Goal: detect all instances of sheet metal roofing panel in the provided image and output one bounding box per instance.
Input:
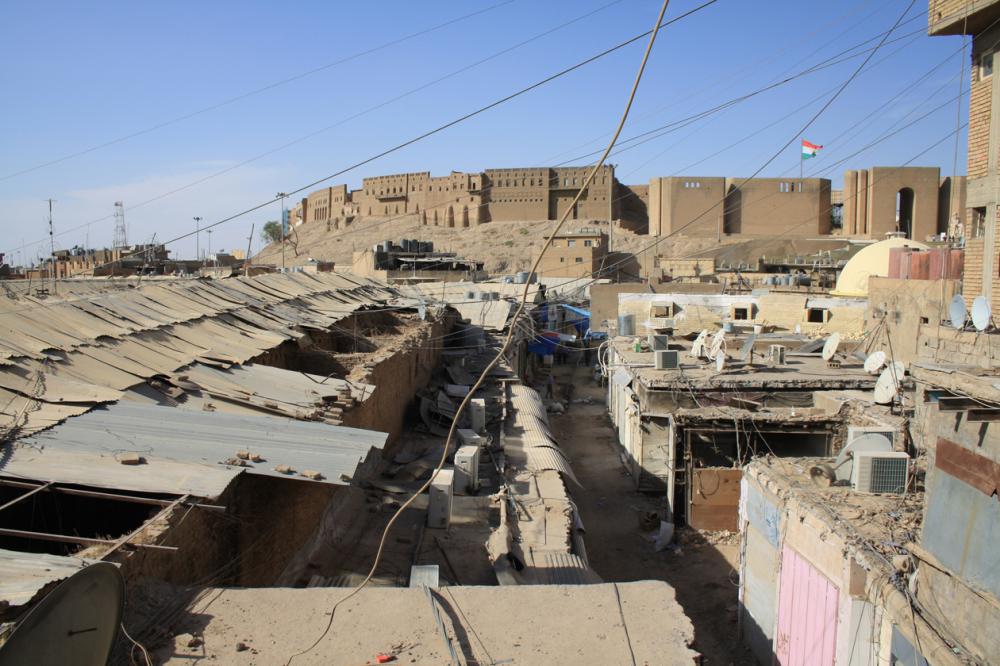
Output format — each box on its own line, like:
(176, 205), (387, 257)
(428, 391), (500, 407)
(0, 548), (101, 608)
(0, 364), (120, 404)
(48, 352), (145, 391)
(11, 401), (388, 493)
(452, 300), (514, 331)
(185, 363), (372, 405)
(524, 446), (581, 486)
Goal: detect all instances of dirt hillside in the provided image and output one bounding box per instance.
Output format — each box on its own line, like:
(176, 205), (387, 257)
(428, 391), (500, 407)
(253, 215), (728, 274)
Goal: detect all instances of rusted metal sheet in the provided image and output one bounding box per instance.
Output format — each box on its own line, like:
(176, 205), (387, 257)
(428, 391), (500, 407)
(689, 468), (741, 532)
(935, 437), (1000, 496)
(922, 465), (1000, 600)
(775, 546), (838, 666)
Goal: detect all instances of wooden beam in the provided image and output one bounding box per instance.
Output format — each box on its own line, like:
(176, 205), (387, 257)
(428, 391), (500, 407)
(0, 527), (177, 551)
(968, 408), (1000, 422)
(0, 478), (224, 512)
(937, 396), (985, 411)
(0, 481), (53, 513)
(101, 495), (188, 560)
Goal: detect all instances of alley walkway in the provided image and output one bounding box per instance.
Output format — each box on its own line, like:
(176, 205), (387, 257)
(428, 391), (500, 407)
(547, 364), (754, 665)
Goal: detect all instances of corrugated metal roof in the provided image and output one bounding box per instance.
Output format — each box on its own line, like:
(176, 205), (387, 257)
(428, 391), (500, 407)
(5, 402), (388, 498)
(508, 385), (580, 485)
(0, 548), (101, 608)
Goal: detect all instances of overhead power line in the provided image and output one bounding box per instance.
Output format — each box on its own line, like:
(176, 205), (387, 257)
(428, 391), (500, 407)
(284, 0), (673, 662)
(0, 0), (517, 182)
(22, 0), (721, 280)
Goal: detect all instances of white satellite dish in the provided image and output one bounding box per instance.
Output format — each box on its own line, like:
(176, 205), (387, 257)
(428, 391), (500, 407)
(949, 294), (967, 330)
(690, 330), (709, 358)
(709, 332), (727, 360)
(972, 295), (992, 331)
(0, 562), (124, 666)
(716, 353), (726, 373)
(821, 333), (841, 361)
(863, 350), (887, 375)
(832, 433), (893, 482)
(874, 363), (904, 404)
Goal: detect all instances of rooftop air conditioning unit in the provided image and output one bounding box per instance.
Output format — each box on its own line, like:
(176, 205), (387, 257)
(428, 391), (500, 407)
(457, 428), (485, 448)
(454, 445), (481, 495)
(648, 334), (670, 351)
(655, 350), (679, 370)
(428, 469), (454, 528)
(847, 425), (895, 447)
(852, 452), (909, 494)
(769, 344), (786, 366)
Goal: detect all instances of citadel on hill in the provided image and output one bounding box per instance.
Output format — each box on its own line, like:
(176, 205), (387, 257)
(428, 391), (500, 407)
(289, 163), (967, 243)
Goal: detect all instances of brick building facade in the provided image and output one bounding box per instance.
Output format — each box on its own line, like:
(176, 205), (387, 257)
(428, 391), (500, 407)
(930, 0), (1000, 312)
(290, 165), (622, 231)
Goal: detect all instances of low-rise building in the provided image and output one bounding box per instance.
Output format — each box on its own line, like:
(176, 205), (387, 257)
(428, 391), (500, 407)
(538, 229), (608, 278)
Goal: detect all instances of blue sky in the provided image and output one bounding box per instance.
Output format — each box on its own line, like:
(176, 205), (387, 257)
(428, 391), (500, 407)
(0, 0), (970, 263)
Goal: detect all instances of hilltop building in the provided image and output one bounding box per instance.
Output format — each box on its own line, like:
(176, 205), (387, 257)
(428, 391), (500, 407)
(291, 165), (629, 230)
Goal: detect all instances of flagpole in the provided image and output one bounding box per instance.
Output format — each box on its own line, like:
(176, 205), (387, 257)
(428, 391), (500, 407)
(799, 138), (804, 181)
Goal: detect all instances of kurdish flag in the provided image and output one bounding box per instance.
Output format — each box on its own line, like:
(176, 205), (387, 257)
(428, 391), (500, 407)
(801, 139), (823, 160)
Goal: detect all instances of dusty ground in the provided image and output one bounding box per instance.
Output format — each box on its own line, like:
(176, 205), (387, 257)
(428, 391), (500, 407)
(155, 581), (698, 665)
(546, 364), (755, 665)
(254, 216), (725, 274)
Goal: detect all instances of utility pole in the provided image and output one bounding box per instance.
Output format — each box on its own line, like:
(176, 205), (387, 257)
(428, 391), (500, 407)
(245, 223), (254, 277)
(193, 216), (202, 265)
(276, 192), (288, 273)
(206, 229), (213, 267)
(45, 198), (56, 289)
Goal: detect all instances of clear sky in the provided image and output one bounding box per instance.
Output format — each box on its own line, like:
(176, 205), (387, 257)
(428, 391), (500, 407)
(0, 0), (970, 264)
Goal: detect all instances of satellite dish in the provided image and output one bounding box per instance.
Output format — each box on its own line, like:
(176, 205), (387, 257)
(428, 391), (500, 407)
(709, 333), (727, 360)
(949, 294), (967, 330)
(690, 330), (709, 358)
(832, 433), (893, 482)
(821, 333), (841, 361)
(0, 562), (124, 666)
(716, 353), (726, 373)
(972, 295), (992, 331)
(874, 364), (904, 404)
(863, 350), (887, 375)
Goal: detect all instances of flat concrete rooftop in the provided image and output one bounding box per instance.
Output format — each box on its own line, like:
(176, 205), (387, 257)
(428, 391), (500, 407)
(611, 338), (878, 391)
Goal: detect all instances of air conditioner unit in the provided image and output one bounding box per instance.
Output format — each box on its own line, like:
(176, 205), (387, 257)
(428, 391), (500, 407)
(852, 452), (909, 494)
(769, 344), (787, 366)
(648, 334), (670, 351)
(457, 428), (485, 448)
(847, 425), (895, 446)
(655, 350), (680, 370)
(428, 469), (454, 528)
(454, 445), (481, 495)
(469, 398), (487, 434)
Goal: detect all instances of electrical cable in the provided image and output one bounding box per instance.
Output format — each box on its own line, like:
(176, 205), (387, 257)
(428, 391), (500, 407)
(282, 0), (672, 660)
(3, 0), (627, 257)
(9, 0), (719, 283)
(6, 2), (924, 267)
(0, 0), (517, 182)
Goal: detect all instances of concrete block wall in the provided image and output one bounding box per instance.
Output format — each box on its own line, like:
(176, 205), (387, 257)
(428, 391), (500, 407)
(917, 323), (1000, 368)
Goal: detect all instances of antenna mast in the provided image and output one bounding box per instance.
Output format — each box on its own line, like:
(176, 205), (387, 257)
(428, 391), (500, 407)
(112, 201), (128, 248)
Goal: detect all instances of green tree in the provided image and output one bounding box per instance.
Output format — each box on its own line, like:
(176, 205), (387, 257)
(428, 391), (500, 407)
(261, 220), (282, 244)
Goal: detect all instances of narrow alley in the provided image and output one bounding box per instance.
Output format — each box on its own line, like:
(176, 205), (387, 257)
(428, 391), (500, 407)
(547, 364), (754, 665)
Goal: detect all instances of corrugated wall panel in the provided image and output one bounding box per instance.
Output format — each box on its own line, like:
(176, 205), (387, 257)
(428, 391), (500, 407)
(743, 524), (779, 665)
(775, 546), (839, 666)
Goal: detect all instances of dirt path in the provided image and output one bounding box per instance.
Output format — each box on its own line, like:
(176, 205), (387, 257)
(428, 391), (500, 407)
(548, 364), (754, 665)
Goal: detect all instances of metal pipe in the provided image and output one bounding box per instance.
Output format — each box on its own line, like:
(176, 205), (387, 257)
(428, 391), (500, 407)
(0, 479), (224, 512)
(0, 527), (177, 551)
(0, 481), (53, 513)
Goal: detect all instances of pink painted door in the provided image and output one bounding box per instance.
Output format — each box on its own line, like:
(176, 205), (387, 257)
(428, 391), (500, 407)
(774, 546), (839, 666)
